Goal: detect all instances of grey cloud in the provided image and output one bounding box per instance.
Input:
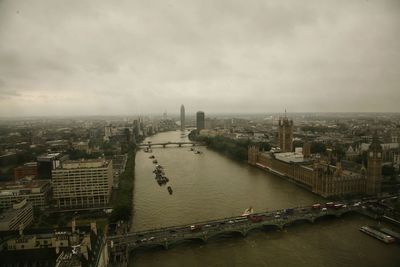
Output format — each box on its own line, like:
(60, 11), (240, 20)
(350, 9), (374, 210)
(0, 0), (399, 116)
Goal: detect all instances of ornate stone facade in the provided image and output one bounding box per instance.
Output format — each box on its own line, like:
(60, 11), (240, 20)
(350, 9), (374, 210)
(366, 132), (383, 195)
(278, 114), (293, 152)
(248, 137), (382, 198)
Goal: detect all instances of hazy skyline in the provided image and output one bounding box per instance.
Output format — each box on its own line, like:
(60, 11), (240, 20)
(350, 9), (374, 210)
(0, 0), (399, 116)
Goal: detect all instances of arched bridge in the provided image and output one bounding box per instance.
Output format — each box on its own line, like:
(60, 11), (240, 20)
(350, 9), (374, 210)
(108, 204), (363, 255)
(138, 141), (204, 148)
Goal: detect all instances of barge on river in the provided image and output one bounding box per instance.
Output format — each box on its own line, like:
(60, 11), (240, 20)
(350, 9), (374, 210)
(359, 226), (396, 244)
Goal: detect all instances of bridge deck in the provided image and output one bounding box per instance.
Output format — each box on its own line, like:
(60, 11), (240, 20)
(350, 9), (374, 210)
(137, 141), (203, 147)
(109, 204), (364, 250)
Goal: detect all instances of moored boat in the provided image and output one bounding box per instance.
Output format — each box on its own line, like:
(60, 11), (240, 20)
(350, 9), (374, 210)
(359, 226), (396, 244)
(373, 226), (400, 241)
(242, 206), (254, 216)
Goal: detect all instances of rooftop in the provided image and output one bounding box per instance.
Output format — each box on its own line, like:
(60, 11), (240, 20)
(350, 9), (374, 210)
(37, 153), (62, 161)
(0, 179), (50, 194)
(60, 159), (110, 169)
(273, 152), (310, 164)
(0, 200), (31, 223)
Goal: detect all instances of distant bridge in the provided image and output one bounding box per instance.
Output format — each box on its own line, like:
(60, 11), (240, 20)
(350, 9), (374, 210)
(108, 203), (372, 264)
(138, 141), (204, 148)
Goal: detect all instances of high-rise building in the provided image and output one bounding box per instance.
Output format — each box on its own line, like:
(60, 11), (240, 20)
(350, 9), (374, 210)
(278, 112), (293, 152)
(196, 111), (205, 131)
(52, 159), (113, 208)
(180, 105), (185, 131)
(104, 124), (113, 141)
(366, 132), (383, 195)
(37, 153), (66, 179)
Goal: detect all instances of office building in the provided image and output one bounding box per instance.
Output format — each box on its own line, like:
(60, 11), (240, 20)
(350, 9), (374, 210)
(37, 153), (66, 179)
(0, 179), (51, 210)
(196, 111), (205, 131)
(180, 105), (185, 131)
(52, 159), (113, 208)
(14, 162), (37, 180)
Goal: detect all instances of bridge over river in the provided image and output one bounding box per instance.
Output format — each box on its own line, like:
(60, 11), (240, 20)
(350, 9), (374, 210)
(108, 203), (374, 264)
(137, 141), (203, 148)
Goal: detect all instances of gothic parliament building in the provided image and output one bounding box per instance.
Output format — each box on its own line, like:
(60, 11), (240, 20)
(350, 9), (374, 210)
(248, 116), (382, 198)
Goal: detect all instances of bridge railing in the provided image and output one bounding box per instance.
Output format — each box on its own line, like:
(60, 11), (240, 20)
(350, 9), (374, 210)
(110, 205), (360, 241)
(109, 207), (369, 250)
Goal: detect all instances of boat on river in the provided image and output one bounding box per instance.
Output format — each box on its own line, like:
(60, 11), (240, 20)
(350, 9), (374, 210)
(359, 226), (396, 244)
(242, 206), (254, 216)
(167, 186), (173, 195)
(371, 226), (400, 242)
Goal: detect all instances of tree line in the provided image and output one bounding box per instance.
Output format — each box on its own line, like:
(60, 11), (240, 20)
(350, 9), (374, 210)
(189, 130), (270, 162)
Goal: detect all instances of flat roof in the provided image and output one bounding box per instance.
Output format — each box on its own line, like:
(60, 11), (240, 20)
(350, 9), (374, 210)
(59, 159), (110, 169)
(0, 201), (30, 222)
(0, 180), (50, 191)
(274, 152), (309, 163)
(37, 153), (62, 160)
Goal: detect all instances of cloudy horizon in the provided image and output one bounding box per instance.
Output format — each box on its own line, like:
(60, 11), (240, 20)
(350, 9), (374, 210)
(0, 0), (399, 116)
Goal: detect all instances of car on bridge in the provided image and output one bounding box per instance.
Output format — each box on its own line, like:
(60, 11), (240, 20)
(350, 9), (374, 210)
(190, 225), (202, 232)
(312, 203), (321, 209)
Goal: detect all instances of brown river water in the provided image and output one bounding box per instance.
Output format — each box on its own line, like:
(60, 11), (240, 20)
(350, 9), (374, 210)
(130, 130), (400, 267)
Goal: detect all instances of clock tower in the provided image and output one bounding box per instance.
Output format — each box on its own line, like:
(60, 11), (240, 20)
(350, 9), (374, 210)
(366, 131), (383, 195)
(278, 110), (293, 153)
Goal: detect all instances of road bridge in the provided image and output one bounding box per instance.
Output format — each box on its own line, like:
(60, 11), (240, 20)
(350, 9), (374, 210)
(108, 203), (369, 264)
(138, 141), (204, 148)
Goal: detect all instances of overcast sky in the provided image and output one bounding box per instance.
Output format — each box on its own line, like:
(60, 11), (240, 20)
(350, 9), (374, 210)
(0, 0), (399, 116)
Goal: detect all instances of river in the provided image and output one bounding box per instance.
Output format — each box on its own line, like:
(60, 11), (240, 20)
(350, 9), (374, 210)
(130, 130), (400, 267)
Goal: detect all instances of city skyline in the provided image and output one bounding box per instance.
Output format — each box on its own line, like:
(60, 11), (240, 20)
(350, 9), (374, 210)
(0, 0), (399, 116)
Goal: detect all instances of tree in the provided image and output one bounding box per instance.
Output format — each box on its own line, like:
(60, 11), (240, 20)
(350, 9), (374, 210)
(258, 142), (271, 151)
(311, 142), (326, 154)
(109, 205), (131, 223)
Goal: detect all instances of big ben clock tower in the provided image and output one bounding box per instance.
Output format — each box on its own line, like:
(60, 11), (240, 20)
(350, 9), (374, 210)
(366, 131), (383, 195)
